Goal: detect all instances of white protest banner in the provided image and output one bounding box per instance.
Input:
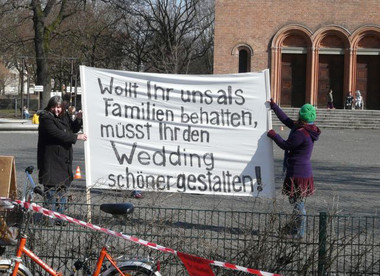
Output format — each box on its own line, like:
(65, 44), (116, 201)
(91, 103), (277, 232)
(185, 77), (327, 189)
(80, 66), (275, 197)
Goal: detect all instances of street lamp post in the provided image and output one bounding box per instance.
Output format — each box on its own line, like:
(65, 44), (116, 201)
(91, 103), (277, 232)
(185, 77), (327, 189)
(20, 57), (25, 118)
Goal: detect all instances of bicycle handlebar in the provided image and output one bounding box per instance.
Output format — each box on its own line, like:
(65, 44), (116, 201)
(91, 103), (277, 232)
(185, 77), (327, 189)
(25, 166), (34, 175)
(23, 166), (44, 200)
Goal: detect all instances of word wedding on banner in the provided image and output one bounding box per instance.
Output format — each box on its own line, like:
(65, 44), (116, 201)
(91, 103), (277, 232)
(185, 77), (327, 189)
(80, 66), (275, 198)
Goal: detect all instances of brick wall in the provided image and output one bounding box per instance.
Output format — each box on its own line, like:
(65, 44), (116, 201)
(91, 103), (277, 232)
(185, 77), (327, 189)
(214, 0), (380, 74)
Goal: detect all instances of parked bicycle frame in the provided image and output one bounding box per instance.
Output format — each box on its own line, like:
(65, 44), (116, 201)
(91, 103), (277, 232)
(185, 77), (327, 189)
(0, 166), (161, 276)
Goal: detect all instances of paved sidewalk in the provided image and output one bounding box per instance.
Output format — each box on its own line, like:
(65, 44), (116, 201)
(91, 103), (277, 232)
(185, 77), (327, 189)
(1, 124), (379, 217)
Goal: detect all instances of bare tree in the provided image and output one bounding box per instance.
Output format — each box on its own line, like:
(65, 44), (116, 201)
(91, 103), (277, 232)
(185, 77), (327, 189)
(118, 14), (152, 72)
(0, 62), (12, 94)
(30, 0), (87, 107)
(185, 0), (214, 74)
(139, 0), (214, 73)
(0, 1), (34, 79)
(0, 0), (215, 109)
(73, 4), (125, 68)
(108, 0), (214, 74)
(43, 2), (123, 93)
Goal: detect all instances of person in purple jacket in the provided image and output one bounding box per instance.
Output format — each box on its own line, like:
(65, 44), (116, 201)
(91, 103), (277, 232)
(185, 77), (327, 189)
(267, 99), (321, 239)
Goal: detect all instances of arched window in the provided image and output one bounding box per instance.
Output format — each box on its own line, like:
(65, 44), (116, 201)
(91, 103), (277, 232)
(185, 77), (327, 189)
(232, 44), (253, 73)
(238, 48), (250, 73)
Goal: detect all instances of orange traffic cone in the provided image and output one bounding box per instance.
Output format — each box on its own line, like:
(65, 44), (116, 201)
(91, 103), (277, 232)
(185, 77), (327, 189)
(74, 166), (82, 179)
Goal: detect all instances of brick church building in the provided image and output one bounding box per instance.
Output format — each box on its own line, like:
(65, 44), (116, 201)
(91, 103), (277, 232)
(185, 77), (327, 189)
(213, 0), (380, 109)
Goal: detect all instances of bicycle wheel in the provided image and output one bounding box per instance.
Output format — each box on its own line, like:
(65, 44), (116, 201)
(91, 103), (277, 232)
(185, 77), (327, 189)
(104, 265), (159, 276)
(0, 264), (28, 276)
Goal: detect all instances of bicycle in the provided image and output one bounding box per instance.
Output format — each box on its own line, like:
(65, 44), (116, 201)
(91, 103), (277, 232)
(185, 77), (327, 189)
(0, 166), (161, 276)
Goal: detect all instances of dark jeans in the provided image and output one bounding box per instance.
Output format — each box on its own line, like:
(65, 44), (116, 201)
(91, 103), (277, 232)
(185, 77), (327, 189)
(44, 188), (67, 215)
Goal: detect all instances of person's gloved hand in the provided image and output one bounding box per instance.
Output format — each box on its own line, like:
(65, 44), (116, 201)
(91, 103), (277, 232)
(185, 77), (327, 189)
(76, 110), (83, 119)
(267, 129), (277, 138)
(268, 98), (275, 109)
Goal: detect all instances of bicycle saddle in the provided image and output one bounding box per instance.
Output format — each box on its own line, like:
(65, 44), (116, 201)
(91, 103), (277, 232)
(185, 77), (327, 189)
(100, 203), (134, 216)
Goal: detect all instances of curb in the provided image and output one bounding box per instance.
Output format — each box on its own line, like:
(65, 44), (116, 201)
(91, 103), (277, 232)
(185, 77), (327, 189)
(0, 119), (38, 131)
(0, 124), (38, 131)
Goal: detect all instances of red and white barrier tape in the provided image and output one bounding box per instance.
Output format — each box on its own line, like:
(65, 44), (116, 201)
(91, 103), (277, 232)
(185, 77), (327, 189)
(0, 197), (281, 276)
(210, 261), (278, 276)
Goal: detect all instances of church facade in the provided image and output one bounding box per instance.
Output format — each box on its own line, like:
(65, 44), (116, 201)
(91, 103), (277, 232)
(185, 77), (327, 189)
(214, 0), (380, 109)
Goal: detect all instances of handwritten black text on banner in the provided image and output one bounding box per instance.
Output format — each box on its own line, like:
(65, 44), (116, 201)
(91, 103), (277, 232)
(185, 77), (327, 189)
(80, 67), (274, 197)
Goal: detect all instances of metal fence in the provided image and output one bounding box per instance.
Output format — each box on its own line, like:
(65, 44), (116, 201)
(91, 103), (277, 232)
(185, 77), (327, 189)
(2, 202), (379, 275)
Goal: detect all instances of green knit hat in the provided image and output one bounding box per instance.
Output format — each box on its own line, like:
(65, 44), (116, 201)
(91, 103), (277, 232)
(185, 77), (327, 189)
(299, 104), (316, 123)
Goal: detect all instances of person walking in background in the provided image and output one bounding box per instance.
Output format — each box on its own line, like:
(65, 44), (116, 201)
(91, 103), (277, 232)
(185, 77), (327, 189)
(327, 88), (335, 109)
(267, 99), (321, 239)
(37, 96), (87, 225)
(23, 106), (30, 119)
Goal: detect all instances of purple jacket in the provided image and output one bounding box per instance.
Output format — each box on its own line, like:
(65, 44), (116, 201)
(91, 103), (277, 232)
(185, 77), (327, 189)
(270, 103), (321, 178)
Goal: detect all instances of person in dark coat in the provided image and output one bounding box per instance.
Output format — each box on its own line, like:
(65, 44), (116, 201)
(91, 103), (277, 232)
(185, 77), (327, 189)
(37, 96), (87, 224)
(267, 99), (321, 239)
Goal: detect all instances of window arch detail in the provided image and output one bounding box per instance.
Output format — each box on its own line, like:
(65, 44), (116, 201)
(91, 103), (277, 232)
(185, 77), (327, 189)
(232, 44), (253, 73)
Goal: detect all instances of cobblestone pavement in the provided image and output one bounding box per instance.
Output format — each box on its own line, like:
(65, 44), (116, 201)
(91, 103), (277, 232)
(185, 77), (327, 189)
(1, 127), (379, 217)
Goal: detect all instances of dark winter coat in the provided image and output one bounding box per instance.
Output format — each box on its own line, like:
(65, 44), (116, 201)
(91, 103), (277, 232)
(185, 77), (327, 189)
(37, 110), (82, 189)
